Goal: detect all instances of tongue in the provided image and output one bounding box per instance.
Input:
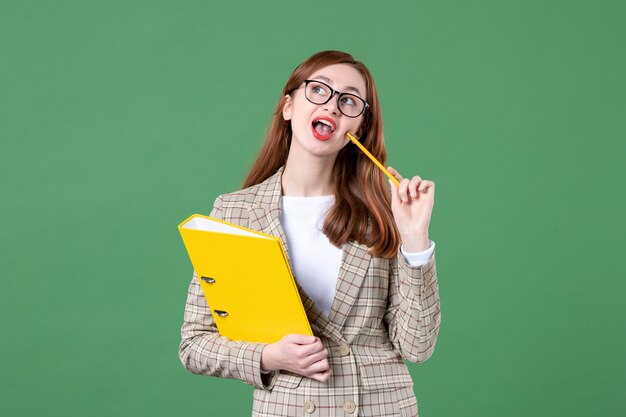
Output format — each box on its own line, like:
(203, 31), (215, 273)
(314, 122), (332, 136)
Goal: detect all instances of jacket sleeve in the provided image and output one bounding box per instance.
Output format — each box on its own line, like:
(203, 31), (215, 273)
(178, 195), (275, 390)
(384, 248), (441, 363)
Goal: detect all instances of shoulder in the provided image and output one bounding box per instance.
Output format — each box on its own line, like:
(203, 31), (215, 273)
(215, 182), (264, 209)
(210, 167), (283, 220)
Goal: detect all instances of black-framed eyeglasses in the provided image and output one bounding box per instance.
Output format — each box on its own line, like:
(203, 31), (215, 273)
(299, 79), (369, 118)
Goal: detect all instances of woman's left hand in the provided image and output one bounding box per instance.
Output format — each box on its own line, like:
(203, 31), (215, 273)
(387, 167), (435, 252)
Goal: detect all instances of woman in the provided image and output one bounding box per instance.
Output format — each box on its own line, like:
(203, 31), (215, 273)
(179, 50), (440, 416)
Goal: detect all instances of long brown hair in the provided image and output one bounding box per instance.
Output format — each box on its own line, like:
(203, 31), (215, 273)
(243, 50), (400, 258)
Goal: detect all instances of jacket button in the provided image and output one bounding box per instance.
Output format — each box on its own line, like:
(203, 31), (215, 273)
(338, 342), (350, 356)
(343, 400), (356, 413)
(303, 400), (315, 413)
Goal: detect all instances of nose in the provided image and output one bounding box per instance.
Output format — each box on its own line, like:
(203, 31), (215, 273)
(322, 92), (341, 115)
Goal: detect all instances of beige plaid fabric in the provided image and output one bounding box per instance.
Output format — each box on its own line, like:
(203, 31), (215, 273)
(179, 166), (441, 417)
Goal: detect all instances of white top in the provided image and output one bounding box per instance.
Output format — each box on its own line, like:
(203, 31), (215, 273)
(280, 195), (435, 317)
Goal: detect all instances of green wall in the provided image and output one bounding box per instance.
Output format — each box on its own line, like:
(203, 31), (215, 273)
(1, 1), (624, 415)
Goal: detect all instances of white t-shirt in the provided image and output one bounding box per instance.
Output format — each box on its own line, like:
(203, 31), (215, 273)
(280, 195), (435, 317)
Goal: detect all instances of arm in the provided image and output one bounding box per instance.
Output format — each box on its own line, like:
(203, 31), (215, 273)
(384, 167), (441, 363)
(384, 247), (441, 363)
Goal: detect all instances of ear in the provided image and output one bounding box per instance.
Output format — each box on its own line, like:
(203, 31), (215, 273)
(282, 94), (292, 121)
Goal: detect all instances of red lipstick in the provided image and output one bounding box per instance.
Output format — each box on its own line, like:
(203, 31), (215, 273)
(311, 116), (337, 141)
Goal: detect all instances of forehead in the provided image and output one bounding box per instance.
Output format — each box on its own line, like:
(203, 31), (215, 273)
(308, 63), (367, 97)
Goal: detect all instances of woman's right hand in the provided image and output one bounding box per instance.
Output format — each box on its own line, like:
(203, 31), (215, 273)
(261, 334), (331, 382)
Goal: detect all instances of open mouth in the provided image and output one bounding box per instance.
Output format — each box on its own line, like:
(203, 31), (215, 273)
(311, 116), (336, 141)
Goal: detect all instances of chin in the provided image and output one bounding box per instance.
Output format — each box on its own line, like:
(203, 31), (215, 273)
(292, 130), (346, 156)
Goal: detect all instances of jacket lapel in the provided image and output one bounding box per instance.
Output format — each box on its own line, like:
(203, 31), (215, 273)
(327, 240), (372, 330)
(246, 166), (368, 342)
(247, 166), (290, 262)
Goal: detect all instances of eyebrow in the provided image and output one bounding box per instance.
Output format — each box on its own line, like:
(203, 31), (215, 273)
(313, 75), (363, 97)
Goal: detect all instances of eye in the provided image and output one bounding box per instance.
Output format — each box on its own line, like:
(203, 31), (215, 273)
(340, 94), (358, 107)
(310, 82), (329, 96)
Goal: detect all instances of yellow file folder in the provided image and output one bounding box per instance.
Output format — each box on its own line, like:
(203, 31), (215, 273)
(178, 214), (313, 344)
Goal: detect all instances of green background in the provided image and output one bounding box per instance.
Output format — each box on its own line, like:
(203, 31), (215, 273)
(1, 0), (624, 415)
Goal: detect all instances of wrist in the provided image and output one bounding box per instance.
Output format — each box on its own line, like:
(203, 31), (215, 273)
(401, 235), (430, 252)
(261, 344), (278, 372)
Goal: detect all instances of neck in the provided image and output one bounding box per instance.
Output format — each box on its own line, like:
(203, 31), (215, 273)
(282, 150), (336, 197)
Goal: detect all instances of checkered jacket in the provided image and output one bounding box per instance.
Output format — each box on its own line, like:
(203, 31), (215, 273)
(179, 166), (441, 416)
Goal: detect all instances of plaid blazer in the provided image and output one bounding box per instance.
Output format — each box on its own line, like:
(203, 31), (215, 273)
(179, 166), (441, 417)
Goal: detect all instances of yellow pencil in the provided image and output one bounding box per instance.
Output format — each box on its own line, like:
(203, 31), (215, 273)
(346, 132), (401, 187)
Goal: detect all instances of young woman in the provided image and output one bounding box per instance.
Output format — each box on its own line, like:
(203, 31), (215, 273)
(179, 50), (440, 417)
